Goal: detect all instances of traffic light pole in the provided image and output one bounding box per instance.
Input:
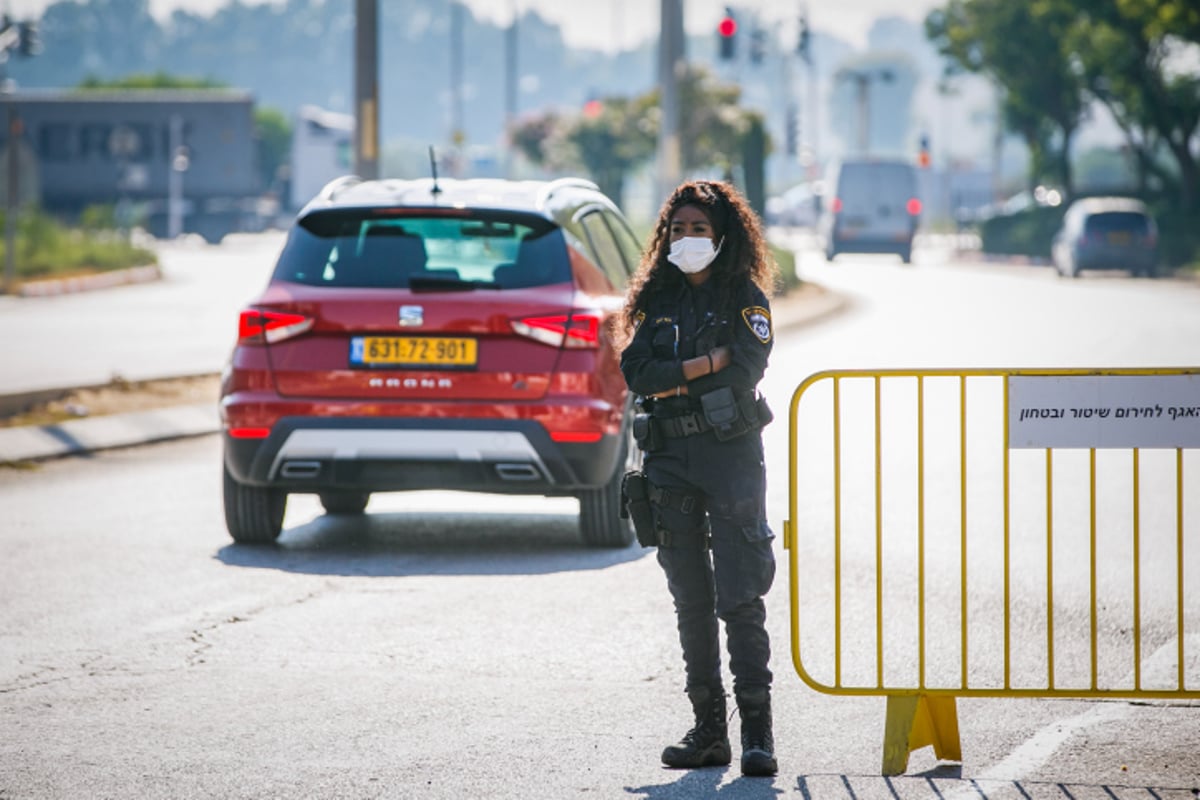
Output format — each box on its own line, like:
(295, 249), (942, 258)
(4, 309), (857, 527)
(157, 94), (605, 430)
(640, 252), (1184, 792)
(657, 0), (684, 203)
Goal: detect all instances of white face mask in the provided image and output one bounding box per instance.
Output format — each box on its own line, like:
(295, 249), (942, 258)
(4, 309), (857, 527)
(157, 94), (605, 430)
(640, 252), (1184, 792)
(667, 236), (722, 274)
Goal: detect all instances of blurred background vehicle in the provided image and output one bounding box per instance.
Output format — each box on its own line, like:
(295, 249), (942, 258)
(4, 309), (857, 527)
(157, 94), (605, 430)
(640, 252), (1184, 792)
(1051, 196), (1159, 279)
(819, 158), (920, 263)
(766, 182), (820, 229)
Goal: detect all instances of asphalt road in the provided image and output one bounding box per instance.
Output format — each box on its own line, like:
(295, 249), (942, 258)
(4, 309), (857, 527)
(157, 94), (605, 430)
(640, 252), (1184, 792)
(2, 236), (1199, 799)
(0, 232), (284, 396)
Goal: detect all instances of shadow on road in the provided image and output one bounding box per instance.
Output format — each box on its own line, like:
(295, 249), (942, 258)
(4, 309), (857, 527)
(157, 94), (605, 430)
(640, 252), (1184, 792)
(215, 507), (648, 577)
(626, 766), (783, 799)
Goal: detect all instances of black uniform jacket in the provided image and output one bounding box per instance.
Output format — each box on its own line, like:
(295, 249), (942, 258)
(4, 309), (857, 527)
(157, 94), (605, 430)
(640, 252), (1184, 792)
(620, 277), (773, 415)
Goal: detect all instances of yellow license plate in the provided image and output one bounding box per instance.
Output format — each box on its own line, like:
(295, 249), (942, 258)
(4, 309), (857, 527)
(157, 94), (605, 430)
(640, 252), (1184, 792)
(351, 336), (477, 367)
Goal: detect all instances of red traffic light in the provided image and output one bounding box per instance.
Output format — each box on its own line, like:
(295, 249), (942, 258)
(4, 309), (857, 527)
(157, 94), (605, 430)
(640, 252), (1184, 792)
(718, 16), (737, 37)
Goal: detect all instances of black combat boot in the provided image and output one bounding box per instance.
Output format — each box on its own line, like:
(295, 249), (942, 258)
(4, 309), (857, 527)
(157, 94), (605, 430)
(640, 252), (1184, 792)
(661, 686), (732, 768)
(736, 686), (777, 776)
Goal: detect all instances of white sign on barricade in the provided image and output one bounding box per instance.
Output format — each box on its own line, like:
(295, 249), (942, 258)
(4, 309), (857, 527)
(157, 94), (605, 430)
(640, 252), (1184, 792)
(1007, 373), (1200, 449)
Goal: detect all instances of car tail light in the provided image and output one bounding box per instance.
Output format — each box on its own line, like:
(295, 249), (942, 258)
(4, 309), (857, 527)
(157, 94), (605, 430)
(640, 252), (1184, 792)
(906, 198), (923, 216)
(238, 309), (314, 345)
(512, 312), (601, 349)
(549, 431), (603, 443)
(830, 197), (843, 214)
(228, 427), (272, 439)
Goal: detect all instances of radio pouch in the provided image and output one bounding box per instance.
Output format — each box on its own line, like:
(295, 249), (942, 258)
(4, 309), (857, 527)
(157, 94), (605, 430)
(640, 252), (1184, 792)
(700, 386), (750, 441)
(631, 412), (662, 452)
(620, 470), (659, 548)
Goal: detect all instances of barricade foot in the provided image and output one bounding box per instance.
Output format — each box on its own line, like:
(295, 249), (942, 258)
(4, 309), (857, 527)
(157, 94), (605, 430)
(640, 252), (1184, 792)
(881, 694), (961, 776)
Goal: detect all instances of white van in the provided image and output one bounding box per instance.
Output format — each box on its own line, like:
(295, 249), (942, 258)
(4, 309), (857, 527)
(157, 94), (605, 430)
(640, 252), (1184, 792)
(819, 159), (921, 263)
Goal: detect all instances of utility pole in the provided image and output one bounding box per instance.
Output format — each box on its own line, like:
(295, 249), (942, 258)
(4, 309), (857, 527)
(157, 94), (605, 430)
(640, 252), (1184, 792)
(450, 1), (465, 172)
(4, 104), (17, 295)
(354, 0), (379, 179)
(657, 0), (684, 203)
(504, 2), (517, 178)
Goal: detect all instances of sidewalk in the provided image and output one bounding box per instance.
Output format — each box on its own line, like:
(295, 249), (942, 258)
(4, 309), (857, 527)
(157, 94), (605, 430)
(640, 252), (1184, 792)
(0, 282), (848, 464)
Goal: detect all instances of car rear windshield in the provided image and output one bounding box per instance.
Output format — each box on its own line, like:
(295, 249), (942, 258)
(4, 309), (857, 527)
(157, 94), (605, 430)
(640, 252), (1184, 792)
(1084, 211), (1152, 235)
(838, 162), (916, 197)
(273, 209), (571, 289)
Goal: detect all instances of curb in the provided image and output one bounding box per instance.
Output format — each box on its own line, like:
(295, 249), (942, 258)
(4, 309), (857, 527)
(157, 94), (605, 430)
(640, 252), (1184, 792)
(13, 264), (162, 298)
(0, 403), (219, 464)
(0, 370), (220, 418)
(0, 283), (849, 465)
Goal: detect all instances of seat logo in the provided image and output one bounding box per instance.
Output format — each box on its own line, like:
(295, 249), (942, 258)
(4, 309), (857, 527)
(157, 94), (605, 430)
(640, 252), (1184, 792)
(399, 305), (423, 327)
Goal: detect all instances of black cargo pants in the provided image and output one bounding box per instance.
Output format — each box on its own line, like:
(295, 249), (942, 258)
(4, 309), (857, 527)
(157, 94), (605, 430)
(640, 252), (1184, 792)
(645, 427), (775, 695)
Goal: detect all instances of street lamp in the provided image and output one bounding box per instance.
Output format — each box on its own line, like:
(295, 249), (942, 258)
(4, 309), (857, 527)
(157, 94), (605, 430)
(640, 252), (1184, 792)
(836, 66), (893, 156)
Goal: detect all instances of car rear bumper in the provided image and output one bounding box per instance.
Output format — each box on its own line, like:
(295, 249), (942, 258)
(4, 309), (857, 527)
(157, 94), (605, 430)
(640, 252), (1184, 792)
(830, 232), (913, 255)
(223, 415), (624, 495)
(1074, 247), (1156, 271)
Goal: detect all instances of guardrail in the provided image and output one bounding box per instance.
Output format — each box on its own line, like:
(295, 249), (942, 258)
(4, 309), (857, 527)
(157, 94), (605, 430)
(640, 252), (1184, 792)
(783, 367), (1199, 775)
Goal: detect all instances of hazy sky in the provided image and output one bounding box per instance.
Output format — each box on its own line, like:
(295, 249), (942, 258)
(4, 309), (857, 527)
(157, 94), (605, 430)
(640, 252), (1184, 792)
(2, 0), (944, 52)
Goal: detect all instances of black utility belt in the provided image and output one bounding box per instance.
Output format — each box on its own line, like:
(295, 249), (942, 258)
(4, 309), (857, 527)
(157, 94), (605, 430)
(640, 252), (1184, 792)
(634, 387), (773, 450)
(658, 412), (711, 438)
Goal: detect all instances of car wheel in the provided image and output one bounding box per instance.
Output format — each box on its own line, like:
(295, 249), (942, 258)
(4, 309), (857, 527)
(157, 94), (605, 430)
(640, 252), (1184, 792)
(578, 424), (640, 549)
(319, 491), (370, 515)
(900, 248), (912, 264)
(223, 464), (286, 544)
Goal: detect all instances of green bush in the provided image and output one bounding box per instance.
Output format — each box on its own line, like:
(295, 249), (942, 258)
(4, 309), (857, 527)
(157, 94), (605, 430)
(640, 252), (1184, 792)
(0, 207), (157, 282)
(978, 206), (1065, 259)
(980, 199), (1199, 269)
(1150, 205), (1200, 268)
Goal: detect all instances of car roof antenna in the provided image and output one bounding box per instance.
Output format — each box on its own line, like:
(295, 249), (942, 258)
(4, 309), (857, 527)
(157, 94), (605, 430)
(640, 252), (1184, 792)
(429, 146), (443, 198)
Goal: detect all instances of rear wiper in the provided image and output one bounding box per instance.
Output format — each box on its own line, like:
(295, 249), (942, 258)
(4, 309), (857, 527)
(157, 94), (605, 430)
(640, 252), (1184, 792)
(408, 276), (504, 292)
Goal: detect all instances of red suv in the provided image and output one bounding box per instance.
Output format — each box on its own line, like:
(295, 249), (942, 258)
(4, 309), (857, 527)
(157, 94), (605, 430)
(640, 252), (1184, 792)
(220, 176), (642, 547)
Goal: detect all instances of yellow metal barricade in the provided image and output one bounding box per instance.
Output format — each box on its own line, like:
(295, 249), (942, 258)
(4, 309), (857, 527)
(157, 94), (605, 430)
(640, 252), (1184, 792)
(784, 368), (1200, 775)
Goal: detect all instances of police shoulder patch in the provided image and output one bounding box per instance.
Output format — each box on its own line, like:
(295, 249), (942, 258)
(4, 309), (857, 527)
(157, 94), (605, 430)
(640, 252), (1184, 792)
(742, 306), (772, 343)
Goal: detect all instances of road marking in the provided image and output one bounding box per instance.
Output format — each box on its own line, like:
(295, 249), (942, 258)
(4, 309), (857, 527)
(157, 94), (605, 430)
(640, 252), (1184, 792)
(934, 634), (1198, 797)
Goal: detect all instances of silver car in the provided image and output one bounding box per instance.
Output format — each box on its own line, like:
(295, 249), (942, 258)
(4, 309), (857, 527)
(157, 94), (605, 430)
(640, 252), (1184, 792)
(1051, 196), (1159, 278)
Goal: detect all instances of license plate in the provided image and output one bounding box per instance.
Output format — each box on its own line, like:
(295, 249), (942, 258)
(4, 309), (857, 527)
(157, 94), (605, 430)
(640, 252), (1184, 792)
(350, 336), (477, 367)
(1107, 232), (1131, 245)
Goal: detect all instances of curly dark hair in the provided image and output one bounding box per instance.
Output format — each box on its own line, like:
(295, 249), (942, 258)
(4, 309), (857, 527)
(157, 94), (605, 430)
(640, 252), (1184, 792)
(617, 180), (778, 348)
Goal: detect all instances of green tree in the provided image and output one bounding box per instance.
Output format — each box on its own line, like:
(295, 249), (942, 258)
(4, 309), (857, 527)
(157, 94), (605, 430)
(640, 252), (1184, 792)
(253, 106), (293, 195)
(1065, 0), (1200, 211)
(568, 96), (658, 205)
(926, 0), (1086, 197)
(511, 66), (767, 209)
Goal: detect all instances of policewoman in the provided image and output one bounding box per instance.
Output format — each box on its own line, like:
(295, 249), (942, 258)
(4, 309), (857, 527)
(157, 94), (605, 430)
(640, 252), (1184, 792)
(618, 180), (779, 777)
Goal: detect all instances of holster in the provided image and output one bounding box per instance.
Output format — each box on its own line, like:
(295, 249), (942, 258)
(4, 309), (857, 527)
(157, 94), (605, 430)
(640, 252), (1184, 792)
(620, 470), (659, 547)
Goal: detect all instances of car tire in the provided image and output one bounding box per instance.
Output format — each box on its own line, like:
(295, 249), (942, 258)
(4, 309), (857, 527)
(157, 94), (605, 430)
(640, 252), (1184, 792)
(223, 464), (286, 544)
(900, 248), (912, 264)
(578, 425), (640, 549)
(319, 491), (370, 515)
